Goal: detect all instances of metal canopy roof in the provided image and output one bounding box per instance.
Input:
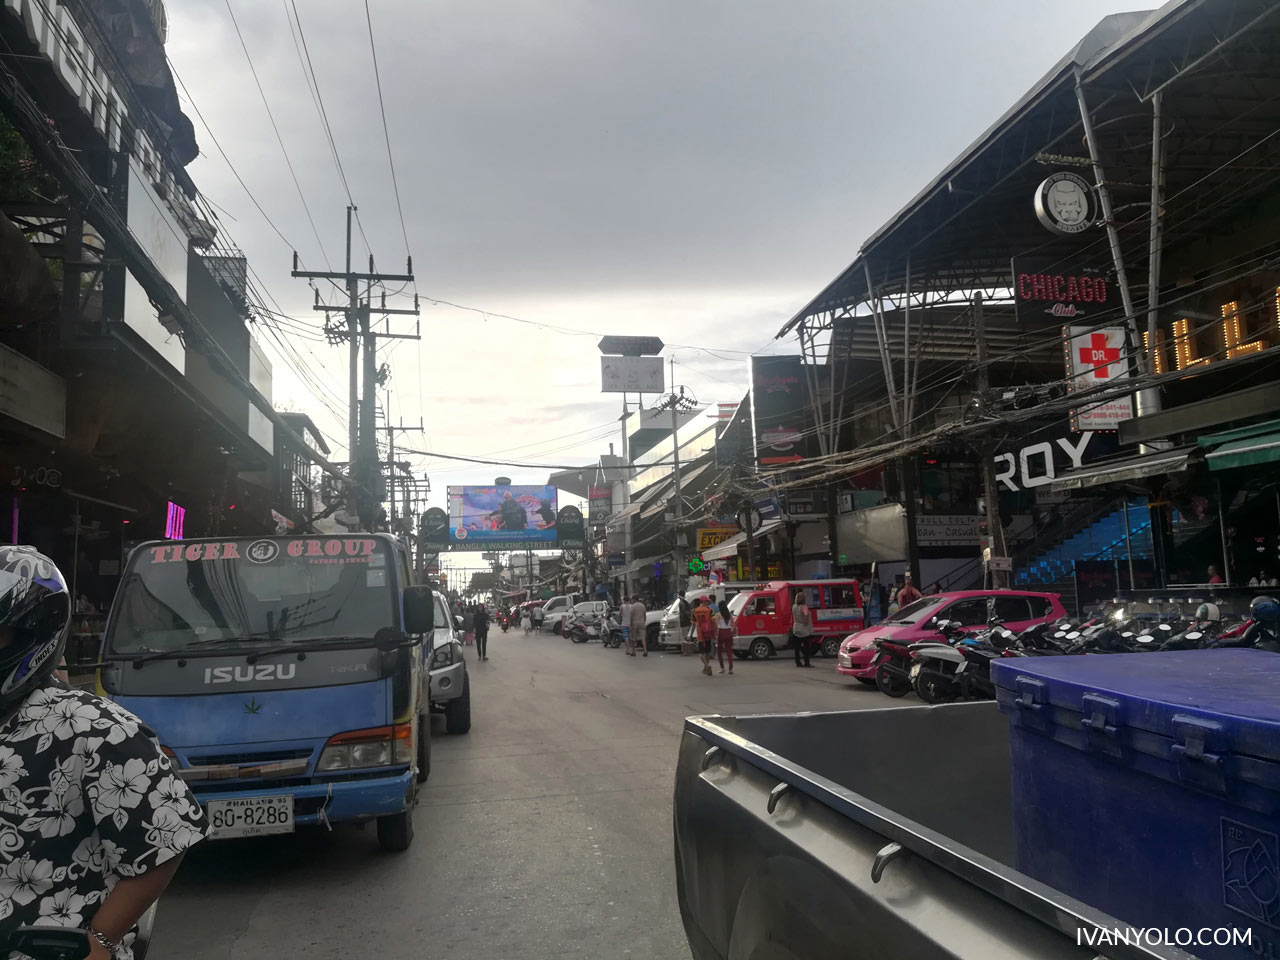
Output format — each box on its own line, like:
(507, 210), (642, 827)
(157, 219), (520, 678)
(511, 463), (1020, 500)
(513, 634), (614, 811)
(780, 0), (1280, 337)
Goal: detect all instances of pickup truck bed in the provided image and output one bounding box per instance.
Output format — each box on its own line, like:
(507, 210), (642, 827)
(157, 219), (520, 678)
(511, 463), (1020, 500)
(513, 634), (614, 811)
(674, 702), (1194, 960)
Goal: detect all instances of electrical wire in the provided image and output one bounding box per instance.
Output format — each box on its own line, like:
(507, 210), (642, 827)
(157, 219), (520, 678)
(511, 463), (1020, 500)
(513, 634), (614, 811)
(222, 0), (332, 269)
(362, 0), (413, 265)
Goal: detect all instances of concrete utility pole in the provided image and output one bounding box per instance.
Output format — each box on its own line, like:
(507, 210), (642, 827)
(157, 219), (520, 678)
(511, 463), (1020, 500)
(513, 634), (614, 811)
(654, 380), (697, 601)
(377, 410), (424, 526)
(974, 293), (1010, 588)
(291, 205), (418, 530)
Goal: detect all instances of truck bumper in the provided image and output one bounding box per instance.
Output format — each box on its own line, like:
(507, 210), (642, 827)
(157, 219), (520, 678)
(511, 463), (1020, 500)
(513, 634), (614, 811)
(193, 769), (414, 826)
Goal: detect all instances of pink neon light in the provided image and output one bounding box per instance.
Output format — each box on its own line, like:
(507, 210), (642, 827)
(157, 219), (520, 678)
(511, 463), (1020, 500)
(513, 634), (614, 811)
(165, 501), (186, 539)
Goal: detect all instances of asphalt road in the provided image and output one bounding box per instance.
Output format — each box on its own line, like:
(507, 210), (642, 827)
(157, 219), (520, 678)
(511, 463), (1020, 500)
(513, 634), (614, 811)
(152, 629), (891, 960)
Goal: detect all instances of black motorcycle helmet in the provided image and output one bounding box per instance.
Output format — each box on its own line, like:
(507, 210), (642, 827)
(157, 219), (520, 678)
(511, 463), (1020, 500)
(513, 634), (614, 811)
(0, 546), (70, 706)
(1250, 595), (1280, 622)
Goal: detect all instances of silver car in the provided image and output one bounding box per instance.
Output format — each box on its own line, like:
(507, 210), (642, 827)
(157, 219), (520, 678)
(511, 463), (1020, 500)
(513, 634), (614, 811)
(427, 596), (471, 736)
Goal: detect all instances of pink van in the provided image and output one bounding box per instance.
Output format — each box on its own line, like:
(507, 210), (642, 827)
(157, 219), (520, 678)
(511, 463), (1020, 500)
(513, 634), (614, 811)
(835, 589), (1067, 683)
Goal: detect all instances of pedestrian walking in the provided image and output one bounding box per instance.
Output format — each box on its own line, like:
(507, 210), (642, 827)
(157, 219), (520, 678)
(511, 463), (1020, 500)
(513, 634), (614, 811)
(473, 603), (491, 660)
(715, 600), (734, 674)
(678, 594), (692, 655)
(462, 605), (475, 645)
(533, 602), (545, 631)
(629, 595), (648, 657)
(520, 605), (532, 634)
(896, 573), (922, 607)
(619, 595), (633, 653)
(693, 596), (715, 676)
(792, 591), (814, 668)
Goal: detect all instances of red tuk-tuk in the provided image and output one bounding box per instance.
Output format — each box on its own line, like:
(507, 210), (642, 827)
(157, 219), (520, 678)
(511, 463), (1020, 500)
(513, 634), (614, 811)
(730, 579), (863, 660)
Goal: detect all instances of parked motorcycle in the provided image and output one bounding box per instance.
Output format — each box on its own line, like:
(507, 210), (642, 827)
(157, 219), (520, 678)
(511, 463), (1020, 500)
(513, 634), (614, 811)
(906, 620), (971, 703)
(564, 615), (592, 644)
(874, 622), (958, 698)
(601, 613), (625, 649)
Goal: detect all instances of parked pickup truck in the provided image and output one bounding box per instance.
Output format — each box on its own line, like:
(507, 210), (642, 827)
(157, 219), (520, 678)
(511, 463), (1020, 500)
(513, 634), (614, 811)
(674, 701), (1189, 960)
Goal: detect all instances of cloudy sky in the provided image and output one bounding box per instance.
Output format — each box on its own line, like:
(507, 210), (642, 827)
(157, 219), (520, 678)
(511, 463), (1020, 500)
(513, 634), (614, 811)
(167, 0), (1143, 515)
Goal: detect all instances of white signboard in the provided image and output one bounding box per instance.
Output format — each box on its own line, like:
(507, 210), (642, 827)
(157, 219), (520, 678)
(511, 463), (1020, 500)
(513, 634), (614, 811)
(1064, 325), (1133, 430)
(601, 356), (664, 394)
(915, 515), (981, 546)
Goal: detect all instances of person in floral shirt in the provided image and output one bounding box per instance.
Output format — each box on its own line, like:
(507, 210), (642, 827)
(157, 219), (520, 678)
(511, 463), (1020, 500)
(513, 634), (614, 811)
(0, 545), (206, 959)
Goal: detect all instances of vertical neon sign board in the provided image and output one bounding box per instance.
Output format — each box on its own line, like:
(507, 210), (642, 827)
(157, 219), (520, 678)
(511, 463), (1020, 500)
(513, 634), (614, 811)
(164, 501), (186, 539)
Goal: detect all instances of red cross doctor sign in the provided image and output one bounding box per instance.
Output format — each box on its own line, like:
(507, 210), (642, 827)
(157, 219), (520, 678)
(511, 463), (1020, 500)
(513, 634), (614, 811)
(1063, 325), (1133, 430)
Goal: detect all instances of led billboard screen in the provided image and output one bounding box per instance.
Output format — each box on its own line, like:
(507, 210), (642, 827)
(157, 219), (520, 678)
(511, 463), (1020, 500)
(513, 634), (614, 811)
(446, 485), (559, 550)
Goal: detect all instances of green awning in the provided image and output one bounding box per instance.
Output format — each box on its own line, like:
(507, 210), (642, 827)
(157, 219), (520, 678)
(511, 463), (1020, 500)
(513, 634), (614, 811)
(1205, 432), (1280, 472)
(1199, 418), (1280, 471)
(1197, 418), (1280, 447)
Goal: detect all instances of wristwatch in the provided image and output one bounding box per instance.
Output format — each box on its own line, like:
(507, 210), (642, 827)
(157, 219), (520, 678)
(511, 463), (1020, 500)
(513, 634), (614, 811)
(88, 927), (121, 957)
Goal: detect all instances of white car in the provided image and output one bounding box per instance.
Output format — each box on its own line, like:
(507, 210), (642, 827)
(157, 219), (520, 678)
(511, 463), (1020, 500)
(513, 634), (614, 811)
(427, 594), (470, 740)
(542, 594), (580, 634)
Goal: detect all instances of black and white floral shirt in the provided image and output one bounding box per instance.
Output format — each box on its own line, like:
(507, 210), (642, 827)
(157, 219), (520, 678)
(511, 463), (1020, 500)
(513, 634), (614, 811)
(0, 684), (207, 958)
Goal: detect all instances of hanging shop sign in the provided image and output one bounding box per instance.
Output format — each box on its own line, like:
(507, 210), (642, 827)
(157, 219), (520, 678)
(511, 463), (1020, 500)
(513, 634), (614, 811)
(557, 505), (585, 549)
(1012, 258), (1113, 324)
(1063, 325), (1134, 430)
(420, 507), (449, 548)
(697, 527), (737, 551)
(1032, 172), (1099, 236)
(601, 356), (664, 393)
(588, 486), (612, 524)
(750, 356), (809, 466)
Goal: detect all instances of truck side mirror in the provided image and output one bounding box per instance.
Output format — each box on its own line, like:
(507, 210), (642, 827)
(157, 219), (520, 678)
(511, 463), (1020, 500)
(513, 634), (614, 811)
(403, 585), (435, 634)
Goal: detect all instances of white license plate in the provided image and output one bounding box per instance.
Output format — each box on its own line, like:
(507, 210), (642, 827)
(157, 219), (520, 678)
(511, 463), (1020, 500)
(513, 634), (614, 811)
(909, 663), (922, 679)
(205, 795), (295, 839)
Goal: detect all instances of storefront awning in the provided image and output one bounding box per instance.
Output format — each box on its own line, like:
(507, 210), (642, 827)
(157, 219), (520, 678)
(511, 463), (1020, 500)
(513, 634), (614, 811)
(702, 518), (786, 560)
(703, 532), (745, 561)
(612, 553), (670, 577)
(1048, 446), (1199, 492)
(1199, 418), (1280, 472)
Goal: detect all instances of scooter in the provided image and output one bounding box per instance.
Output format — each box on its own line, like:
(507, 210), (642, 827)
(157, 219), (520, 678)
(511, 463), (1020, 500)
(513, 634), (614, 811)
(872, 623), (956, 698)
(601, 613), (625, 649)
(906, 620), (971, 703)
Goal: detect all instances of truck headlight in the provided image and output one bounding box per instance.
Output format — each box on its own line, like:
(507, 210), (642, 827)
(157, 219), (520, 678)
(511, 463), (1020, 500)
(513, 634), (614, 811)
(317, 722), (413, 771)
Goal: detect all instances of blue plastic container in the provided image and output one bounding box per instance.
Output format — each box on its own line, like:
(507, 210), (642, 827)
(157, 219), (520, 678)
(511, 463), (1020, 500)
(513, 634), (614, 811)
(993, 649), (1280, 960)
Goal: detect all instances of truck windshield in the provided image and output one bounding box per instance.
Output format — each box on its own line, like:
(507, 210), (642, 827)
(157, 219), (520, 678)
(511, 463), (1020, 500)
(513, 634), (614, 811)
(108, 537), (396, 656)
(727, 592), (750, 616)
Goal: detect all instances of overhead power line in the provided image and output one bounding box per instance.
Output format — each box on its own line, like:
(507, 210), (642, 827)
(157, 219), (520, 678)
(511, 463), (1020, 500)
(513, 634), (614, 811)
(223, 0), (332, 269)
(362, 0), (413, 264)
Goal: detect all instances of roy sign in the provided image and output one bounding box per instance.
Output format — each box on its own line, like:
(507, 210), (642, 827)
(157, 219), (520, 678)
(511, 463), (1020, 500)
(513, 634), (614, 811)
(994, 432), (1097, 492)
